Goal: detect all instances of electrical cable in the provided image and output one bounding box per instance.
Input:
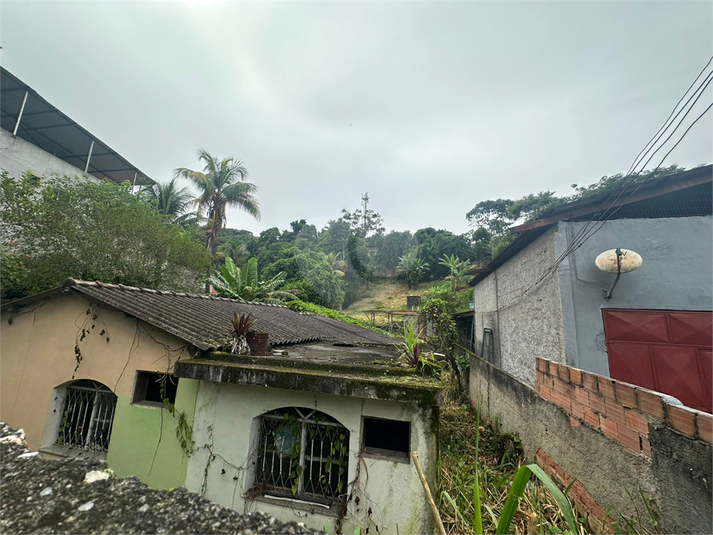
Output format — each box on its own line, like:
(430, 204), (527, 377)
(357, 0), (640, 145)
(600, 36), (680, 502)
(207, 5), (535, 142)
(626, 56), (713, 176)
(505, 63), (713, 301)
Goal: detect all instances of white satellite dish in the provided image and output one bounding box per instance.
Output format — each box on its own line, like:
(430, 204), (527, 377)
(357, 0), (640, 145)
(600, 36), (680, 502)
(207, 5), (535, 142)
(595, 248), (642, 299)
(595, 249), (643, 274)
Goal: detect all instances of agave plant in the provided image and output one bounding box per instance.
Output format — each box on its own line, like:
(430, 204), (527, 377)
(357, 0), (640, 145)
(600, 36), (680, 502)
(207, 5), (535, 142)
(212, 257), (295, 304)
(229, 312), (254, 354)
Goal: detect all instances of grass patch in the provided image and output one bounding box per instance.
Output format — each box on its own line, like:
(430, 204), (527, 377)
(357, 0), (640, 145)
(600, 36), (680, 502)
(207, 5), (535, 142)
(439, 392), (582, 534)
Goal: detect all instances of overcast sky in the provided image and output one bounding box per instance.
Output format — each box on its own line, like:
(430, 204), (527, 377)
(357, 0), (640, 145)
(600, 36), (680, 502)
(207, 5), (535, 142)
(2, 1), (711, 236)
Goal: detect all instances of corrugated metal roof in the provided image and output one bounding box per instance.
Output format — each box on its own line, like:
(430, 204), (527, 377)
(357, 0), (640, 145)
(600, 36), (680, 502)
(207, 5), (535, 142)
(1, 279), (396, 350)
(0, 68), (153, 185)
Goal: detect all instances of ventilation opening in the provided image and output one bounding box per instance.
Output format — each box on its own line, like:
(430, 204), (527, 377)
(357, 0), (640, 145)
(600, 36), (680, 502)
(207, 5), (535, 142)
(132, 371), (178, 407)
(362, 417), (410, 461)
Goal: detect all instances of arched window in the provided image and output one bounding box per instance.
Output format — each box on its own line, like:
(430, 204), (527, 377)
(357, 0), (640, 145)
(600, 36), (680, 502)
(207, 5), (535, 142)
(254, 407), (349, 503)
(56, 380), (117, 453)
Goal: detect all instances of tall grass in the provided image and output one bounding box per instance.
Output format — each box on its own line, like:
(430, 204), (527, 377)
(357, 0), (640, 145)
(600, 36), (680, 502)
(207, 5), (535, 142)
(439, 395), (583, 534)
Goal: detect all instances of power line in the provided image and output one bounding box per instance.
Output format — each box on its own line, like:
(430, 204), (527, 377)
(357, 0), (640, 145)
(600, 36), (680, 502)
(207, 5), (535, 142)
(626, 56), (712, 176)
(502, 58), (713, 302)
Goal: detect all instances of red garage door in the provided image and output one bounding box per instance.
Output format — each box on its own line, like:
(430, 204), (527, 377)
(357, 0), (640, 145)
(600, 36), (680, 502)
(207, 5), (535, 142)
(603, 309), (712, 413)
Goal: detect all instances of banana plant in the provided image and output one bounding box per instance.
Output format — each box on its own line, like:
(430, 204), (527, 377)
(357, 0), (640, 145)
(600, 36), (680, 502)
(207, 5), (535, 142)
(212, 257), (295, 304)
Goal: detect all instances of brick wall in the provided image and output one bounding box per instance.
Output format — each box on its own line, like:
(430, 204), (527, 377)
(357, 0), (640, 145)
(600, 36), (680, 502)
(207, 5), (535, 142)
(535, 358), (713, 457)
(470, 353), (713, 534)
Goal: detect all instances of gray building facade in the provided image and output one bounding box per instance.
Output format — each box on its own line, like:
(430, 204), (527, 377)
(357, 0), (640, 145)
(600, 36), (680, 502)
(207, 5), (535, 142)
(472, 165), (713, 387)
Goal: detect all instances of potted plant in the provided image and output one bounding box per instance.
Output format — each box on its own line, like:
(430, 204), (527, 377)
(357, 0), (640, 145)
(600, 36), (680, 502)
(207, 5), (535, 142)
(229, 313), (255, 355)
(246, 329), (270, 356)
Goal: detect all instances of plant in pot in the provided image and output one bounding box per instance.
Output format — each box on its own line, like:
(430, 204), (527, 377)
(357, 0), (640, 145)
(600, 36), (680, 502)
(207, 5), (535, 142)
(246, 329), (270, 356)
(229, 313), (255, 355)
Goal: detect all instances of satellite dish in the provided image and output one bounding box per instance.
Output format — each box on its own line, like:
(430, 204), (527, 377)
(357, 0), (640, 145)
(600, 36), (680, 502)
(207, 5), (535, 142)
(595, 248), (643, 300)
(595, 249), (642, 274)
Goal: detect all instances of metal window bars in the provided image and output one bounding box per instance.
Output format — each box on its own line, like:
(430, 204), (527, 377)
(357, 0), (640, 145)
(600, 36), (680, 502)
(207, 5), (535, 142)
(56, 380), (117, 452)
(255, 407), (349, 503)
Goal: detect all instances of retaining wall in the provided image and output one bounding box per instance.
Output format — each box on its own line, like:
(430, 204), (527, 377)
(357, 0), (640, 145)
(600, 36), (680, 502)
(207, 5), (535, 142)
(470, 355), (712, 534)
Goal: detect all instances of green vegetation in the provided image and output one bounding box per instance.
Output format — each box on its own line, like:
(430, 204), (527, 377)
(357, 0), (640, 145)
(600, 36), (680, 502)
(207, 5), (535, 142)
(465, 165), (687, 262)
(286, 300), (388, 335)
(396, 250), (429, 289)
(175, 149), (260, 256)
(0, 172), (210, 298)
(212, 257), (294, 304)
(439, 394), (582, 535)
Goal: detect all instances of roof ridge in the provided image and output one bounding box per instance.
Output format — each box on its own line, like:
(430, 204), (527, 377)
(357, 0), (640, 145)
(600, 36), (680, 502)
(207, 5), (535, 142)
(65, 279), (288, 308)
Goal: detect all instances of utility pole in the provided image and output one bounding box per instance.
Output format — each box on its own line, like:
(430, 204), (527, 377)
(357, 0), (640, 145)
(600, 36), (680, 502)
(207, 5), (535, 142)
(361, 192), (369, 236)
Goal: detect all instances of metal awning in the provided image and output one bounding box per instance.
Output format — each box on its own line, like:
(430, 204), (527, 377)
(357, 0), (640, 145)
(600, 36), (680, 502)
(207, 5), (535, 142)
(0, 68), (153, 185)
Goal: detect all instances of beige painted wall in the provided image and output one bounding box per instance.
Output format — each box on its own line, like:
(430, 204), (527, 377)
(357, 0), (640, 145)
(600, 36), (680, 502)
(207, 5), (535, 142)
(186, 381), (438, 535)
(1, 292), (191, 450)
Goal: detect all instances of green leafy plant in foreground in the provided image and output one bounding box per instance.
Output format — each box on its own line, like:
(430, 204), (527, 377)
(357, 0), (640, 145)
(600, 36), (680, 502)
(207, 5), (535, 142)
(442, 407), (579, 535)
(398, 321), (422, 367)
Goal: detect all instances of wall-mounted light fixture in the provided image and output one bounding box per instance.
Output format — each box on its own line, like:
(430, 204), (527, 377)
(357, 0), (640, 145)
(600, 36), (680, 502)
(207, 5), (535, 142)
(595, 248), (643, 300)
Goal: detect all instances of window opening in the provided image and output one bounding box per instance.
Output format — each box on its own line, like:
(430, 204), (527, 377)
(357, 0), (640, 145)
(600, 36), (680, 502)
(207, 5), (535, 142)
(481, 328), (494, 363)
(132, 371), (178, 406)
(56, 380), (117, 452)
(254, 407), (349, 504)
(362, 417), (410, 460)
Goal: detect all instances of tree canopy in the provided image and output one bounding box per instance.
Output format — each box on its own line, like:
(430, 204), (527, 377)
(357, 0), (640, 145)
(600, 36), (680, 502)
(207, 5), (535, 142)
(0, 172), (210, 298)
(464, 165), (688, 261)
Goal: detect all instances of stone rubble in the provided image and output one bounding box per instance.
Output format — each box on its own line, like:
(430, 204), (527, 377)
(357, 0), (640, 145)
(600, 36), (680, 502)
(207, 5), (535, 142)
(0, 423), (324, 534)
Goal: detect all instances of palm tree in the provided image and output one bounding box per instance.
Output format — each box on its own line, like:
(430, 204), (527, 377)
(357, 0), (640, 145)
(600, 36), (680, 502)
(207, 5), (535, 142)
(141, 178), (198, 226)
(175, 150), (260, 256)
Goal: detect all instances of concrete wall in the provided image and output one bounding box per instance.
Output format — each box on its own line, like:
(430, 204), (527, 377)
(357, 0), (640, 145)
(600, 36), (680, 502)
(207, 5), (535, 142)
(186, 381), (439, 535)
(0, 128), (93, 180)
(555, 216), (713, 376)
(473, 227), (566, 384)
(0, 292), (194, 488)
(470, 354), (712, 534)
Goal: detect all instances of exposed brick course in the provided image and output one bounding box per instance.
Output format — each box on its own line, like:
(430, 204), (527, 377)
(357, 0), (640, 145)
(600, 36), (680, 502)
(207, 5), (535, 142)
(637, 389), (665, 419)
(697, 413), (713, 444)
(534, 358), (711, 466)
(666, 405), (696, 436)
(614, 383), (637, 408)
(582, 371), (598, 392)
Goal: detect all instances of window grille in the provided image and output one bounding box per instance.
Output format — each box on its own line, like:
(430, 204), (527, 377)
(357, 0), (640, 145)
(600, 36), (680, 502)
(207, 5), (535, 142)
(56, 380), (117, 453)
(254, 407), (349, 503)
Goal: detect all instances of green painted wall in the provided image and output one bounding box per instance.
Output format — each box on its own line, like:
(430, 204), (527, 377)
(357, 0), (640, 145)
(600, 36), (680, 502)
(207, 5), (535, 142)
(106, 378), (198, 489)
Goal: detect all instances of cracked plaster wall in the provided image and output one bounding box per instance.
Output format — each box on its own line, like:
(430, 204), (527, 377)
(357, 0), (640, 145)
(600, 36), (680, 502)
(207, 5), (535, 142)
(0, 292), (194, 488)
(185, 381), (438, 535)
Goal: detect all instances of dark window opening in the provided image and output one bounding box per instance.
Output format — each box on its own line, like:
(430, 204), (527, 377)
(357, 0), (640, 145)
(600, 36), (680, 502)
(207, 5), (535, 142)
(132, 371), (178, 406)
(362, 417), (410, 461)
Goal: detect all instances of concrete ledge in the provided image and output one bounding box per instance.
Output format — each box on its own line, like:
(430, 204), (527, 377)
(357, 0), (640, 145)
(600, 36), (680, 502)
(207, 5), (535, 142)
(175, 359), (442, 406)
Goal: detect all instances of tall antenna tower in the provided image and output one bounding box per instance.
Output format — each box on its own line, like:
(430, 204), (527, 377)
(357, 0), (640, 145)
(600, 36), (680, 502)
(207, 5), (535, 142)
(361, 193), (369, 235)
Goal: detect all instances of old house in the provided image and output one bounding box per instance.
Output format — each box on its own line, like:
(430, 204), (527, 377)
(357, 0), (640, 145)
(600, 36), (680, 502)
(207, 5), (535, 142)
(470, 165), (712, 412)
(0, 67), (153, 186)
(1, 279), (440, 534)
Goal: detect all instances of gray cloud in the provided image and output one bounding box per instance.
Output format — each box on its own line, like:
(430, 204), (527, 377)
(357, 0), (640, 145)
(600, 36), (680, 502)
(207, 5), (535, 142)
(2, 1), (710, 236)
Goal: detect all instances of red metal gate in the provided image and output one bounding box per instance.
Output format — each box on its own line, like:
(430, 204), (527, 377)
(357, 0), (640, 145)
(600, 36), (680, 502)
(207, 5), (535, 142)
(603, 309), (712, 413)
